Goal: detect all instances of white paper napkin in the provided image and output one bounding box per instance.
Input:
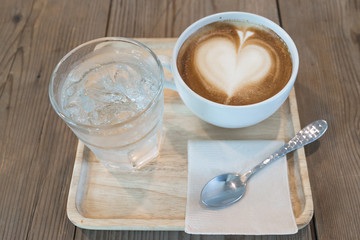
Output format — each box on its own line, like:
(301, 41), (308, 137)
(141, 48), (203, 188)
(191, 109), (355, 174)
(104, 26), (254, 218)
(185, 140), (297, 235)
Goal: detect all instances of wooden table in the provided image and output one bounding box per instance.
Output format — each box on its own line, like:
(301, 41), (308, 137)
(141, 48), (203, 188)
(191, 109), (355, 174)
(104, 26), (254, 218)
(1, 0), (359, 239)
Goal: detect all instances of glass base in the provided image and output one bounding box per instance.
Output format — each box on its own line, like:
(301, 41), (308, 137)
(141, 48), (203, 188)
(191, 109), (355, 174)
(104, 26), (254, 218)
(88, 121), (163, 170)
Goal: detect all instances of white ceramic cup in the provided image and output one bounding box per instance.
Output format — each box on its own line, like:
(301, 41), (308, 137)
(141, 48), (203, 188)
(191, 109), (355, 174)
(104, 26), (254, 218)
(161, 12), (299, 128)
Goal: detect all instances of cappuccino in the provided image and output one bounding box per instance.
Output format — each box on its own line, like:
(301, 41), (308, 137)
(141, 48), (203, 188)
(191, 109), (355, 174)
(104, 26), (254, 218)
(177, 21), (292, 105)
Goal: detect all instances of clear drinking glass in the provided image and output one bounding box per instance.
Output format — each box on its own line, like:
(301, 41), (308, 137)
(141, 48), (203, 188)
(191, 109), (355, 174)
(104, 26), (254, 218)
(49, 37), (164, 170)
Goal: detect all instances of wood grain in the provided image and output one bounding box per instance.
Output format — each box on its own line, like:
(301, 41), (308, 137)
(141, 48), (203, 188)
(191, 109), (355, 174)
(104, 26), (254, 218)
(74, 225), (314, 240)
(106, 0), (280, 38)
(4, 0), (359, 239)
(0, 0), (110, 239)
(279, 0), (360, 239)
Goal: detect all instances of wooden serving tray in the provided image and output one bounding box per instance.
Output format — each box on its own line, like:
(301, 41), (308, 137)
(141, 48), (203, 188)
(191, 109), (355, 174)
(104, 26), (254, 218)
(67, 38), (313, 230)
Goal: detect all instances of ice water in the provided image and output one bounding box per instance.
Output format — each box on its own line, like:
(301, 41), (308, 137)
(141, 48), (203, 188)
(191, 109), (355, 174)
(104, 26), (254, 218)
(60, 43), (164, 169)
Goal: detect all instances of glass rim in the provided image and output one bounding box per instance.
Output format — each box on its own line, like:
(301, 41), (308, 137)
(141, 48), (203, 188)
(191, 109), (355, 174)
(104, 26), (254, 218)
(49, 37), (164, 130)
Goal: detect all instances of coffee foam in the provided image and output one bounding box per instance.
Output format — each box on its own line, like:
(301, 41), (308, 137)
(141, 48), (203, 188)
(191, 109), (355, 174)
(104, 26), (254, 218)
(177, 21), (292, 105)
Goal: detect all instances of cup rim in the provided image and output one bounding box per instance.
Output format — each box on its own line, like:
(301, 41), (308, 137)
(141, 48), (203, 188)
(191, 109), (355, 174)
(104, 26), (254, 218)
(172, 11), (299, 109)
(49, 37), (164, 130)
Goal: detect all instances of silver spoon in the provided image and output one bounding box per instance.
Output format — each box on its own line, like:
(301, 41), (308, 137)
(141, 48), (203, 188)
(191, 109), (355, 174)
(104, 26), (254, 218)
(201, 120), (328, 208)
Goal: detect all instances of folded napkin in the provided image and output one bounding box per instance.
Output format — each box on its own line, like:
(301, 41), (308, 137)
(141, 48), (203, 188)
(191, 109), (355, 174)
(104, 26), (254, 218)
(185, 140), (297, 235)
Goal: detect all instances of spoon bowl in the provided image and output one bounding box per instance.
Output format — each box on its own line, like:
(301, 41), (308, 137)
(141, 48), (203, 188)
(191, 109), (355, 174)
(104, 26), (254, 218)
(201, 173), (246, 207)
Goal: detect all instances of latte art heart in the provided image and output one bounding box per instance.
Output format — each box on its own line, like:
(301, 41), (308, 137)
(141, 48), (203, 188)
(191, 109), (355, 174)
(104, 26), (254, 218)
(194, 31), (272, 98)
(177, 21), (293, 105)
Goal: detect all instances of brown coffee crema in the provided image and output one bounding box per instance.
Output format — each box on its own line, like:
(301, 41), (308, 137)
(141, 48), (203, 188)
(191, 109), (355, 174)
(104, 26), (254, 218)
(177, 21), (293, 105)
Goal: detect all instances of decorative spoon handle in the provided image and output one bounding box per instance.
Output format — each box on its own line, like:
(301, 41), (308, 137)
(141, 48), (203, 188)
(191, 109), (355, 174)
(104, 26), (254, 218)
(242, 120), (328, 182)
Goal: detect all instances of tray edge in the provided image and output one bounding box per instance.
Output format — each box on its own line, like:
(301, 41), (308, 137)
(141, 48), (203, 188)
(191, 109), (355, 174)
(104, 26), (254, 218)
(288, 89), (314, 229)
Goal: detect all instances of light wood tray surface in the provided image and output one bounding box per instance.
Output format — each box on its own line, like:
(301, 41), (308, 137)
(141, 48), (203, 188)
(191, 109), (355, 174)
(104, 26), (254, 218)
(67, 38), (313, 231)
